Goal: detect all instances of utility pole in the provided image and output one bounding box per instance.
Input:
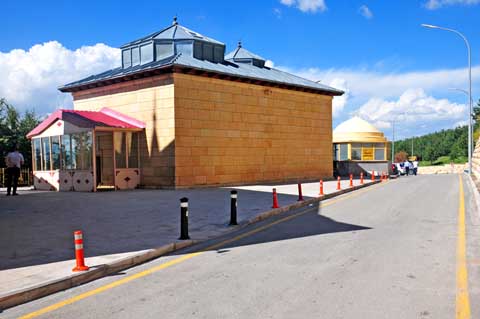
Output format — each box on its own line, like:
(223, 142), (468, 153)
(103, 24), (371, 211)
(411, 137), (414, 156)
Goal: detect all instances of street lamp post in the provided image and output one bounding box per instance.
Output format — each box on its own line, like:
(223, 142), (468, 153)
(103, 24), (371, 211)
(391, 112), (406, 162)
(391, 119), (395, 162)
(448, 87), (474, 105)
(421, 24), (472, 174)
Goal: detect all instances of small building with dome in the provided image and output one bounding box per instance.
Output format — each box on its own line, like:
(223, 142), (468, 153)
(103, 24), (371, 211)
(333, 117), (391, 176)
(27, 18), (344, 191)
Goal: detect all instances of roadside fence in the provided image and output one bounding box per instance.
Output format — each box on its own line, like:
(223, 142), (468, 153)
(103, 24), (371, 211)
(0, 168), (32, 187)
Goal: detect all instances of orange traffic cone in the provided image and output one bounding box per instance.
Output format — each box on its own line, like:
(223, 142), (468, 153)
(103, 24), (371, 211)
(72, 230), (89, 272)
(272, 188), (279, 208)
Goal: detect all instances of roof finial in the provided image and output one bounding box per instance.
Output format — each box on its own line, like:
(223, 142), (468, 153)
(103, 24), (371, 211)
(237, 41), (242, 48)
(173, 15), (178, 25)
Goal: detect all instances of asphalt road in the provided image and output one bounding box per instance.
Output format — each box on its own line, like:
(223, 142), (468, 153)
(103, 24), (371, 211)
(4, 174), (480, 319)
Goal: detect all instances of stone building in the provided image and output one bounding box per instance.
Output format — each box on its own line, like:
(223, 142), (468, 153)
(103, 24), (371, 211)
(333, 117), (391, 176)
(28, 19), (343, 191)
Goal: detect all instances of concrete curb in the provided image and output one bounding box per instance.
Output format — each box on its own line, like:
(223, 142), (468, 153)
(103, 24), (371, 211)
(0, 179), (383, 310)
(0, 240), (198, 310)
(247, 180), (382, 224)
(466, 174), (480, 226)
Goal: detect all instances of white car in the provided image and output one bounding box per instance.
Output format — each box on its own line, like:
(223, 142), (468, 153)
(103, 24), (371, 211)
(394, 163), (406, 175)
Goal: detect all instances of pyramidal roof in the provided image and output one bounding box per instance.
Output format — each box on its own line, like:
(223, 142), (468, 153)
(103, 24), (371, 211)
(121, 18), (224, 48)
(225, 42), (265, 61)
(334, 117), (381, 134)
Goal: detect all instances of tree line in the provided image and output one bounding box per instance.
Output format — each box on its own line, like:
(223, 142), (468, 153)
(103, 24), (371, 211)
(394, 99), (480, 163)
(0, 99), (41, 169)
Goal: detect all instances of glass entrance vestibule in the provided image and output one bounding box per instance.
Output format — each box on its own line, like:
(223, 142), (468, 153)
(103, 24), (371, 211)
(28, 109), (145, 192)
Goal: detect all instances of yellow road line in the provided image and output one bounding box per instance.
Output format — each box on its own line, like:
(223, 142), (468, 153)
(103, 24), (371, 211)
(18, 181), (385, 319)
(18, 253), (202, 319)
(456, 174), (471, 319)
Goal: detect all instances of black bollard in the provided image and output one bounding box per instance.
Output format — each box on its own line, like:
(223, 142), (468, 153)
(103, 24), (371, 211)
(179, 197), (190, 240)
(229, 190), (238, 225)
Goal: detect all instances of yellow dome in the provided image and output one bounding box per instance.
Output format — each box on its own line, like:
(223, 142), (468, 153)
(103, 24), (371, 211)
(333, 117), (387, 143)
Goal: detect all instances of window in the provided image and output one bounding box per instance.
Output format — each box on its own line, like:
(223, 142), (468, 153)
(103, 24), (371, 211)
(175, 41), (193, 56)
(140, 43), (153, 64)
(156, 43), (173, 60)
(253, 59), (265, 68)
(131, 47), (140, 66)
(203, 43), (213, 61)
(51, 136), (61, 169)
(33, 138), (42, 171)
(351, 143), (362, 160)
(71, 132), (92, 170)
(193, 41), (203, 59)
(375, 148), (385, 160)
(374, 143), (385, 160)
(42, 137), (51, 171)
(127, 132), (139, 168)
(213, 46), (224, 63)
(339, 144), (348, 161)
(122, 49), (131, 68)
(114, 132), (127, 168)
(61, 135), (74, 169)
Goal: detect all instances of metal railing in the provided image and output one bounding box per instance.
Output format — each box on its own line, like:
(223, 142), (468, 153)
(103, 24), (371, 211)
(0, 168), (32, 187)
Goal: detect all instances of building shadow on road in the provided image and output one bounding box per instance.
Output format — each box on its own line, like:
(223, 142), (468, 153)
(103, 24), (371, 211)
(173, 202), (372, 254)
(0, 188), (369, 271)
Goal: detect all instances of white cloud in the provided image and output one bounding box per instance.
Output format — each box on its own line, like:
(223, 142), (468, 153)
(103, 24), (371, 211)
(278, 63), (480, 137)
(265, 59), (275, 68)
(0, 41), (120, 115)
(283, 65), (480, 101)
(356, 88), (466, 129)
(359, 5), (373, 19)
(424, 0), (480, 9)
(280, 0), (327, 13)
(329, 78), (349, 118)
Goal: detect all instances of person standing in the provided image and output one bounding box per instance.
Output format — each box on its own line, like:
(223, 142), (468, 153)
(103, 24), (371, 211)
(404, 159), (410, 176)
(5, 145), (24, 196)
(413, 160), (418, 176)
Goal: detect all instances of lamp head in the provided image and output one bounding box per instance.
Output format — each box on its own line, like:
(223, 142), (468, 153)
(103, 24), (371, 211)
(421, 24), (438, 29)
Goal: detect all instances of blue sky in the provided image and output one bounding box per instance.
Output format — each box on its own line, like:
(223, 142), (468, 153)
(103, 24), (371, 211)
(1, 0), (479, 139)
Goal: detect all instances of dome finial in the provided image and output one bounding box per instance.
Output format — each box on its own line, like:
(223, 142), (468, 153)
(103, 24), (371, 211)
(238, 41), (242, 48)
(173, 15), (178, 25)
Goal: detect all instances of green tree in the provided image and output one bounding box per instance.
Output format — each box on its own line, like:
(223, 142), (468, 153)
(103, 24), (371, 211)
(0, 99), (41, 169)
(473, 98), (480, 122)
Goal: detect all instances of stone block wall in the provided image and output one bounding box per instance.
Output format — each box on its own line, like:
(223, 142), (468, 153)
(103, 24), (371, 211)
(72, 72), (334, 188)
(72, 74), (176, 187)
(472, 137), (480, 179)
(173, 73), (333, 187)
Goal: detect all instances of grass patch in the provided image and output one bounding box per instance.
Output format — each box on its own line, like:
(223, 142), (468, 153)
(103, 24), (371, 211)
(421, 156), (467, 166)
(419, 161), (432, 167)
(432, 156), (451, 165)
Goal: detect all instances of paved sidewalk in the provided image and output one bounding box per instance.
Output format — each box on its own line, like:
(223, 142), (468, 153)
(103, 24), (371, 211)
(0, 178), (375, 303)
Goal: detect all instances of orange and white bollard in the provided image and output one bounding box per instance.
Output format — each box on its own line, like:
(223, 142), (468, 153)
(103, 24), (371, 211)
(371, 170), (375, 182)
(337, 176), (341, 190)
(319, 180), (324, 196)
(349, 174), (353, 187)
(72, 230), (89, 272)
(297, 183), (304, 201)
(360, 172), (364, 185)
(272, 188), (279, 209)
